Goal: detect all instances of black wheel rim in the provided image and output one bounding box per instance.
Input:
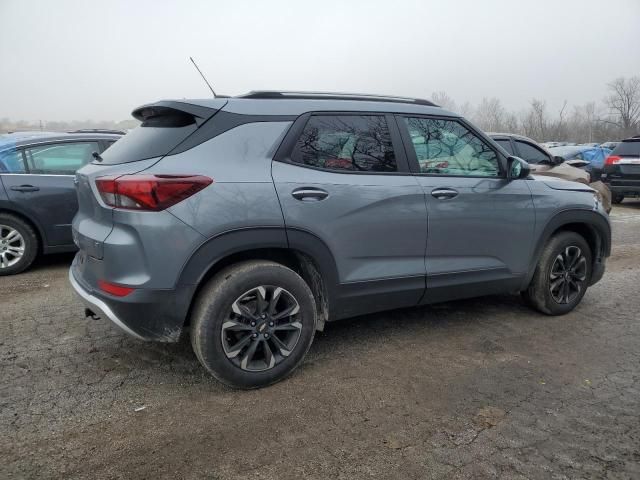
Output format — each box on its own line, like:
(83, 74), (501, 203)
(549, 246), (587, 304)
(221, 285), (302, 372)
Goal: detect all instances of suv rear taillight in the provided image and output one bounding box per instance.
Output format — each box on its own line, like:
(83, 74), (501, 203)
(95, 174), (213, 211)
(605, 155), (622, 166)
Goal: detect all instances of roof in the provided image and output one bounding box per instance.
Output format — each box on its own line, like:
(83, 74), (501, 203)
(0, 131), (123, 151)
(146, 91), (457, 118)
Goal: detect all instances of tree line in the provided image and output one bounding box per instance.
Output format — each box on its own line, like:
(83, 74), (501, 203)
(2, 76), (639, 143)
(432, 76), (640, 143)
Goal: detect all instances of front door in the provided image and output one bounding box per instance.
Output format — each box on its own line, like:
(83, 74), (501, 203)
(2, 141), (100, 246)
(272, 113), (428, 319)
(397, 115), (535, 303)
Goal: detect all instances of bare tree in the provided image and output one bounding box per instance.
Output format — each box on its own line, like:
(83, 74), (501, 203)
(473, 97), (505, 132)
(604, 76), (640, 136)
(431, 91), (457, 112)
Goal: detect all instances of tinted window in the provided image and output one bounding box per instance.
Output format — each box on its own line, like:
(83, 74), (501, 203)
(0, 149), (26, 173)
(495, 139), (514, 155)
(24, 142), (99, 174)
(404, 117), (500, 176)
(515, 140), (549, 164)
(292, 115), (396, 172)
(100, 109), (198, 165)
(612, 140), (640, 156)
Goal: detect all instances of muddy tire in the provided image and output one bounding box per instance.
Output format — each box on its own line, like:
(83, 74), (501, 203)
(523, 231), (592, 316)
(190, 260), (317, 389)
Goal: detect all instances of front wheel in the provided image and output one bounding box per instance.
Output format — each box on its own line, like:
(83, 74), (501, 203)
(523, 231), (592, 315)
(612, 194), (624, 204)
(190, 260), (317, 389)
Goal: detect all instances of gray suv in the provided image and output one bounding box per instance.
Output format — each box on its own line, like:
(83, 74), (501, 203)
(69, 91), (611, 388)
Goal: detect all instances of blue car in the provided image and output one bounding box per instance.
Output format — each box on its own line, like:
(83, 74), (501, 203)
(0, 131), (122, 274)
(548, 145), (612, 180)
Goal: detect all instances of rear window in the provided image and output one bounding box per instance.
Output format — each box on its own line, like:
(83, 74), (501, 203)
(612, 140), (640, 156)
(292, 115), (397, 172)
(99, 109), (199, 165)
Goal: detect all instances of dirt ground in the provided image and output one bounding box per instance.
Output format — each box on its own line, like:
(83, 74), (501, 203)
(2, 202), (639, 479)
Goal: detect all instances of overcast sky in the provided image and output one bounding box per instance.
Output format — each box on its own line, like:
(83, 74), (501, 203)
(1, 0), (639, 121)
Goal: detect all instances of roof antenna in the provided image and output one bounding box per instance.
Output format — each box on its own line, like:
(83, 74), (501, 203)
(189, 56), (216, 98)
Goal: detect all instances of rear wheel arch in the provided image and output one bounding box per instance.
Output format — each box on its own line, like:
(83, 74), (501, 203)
(178, 227), (338, 330)
(0, 207), (44, 255)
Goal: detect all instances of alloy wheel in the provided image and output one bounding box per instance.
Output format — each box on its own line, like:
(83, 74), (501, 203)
(221, 285), (302, 372)
(549, 245), (587, 304)
(0, 225), (25, 269)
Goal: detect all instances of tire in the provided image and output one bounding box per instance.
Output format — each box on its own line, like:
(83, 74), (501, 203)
(191, 260), (317, 389)
(523, 231), (592, 316)
(0, 213), (39, 276)
(612, 194), (624, 204)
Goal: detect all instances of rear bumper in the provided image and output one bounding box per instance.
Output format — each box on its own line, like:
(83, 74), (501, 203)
(69, 260), (195, 342)
(69, 269), (146, 340)
(604, 183), (640, 195)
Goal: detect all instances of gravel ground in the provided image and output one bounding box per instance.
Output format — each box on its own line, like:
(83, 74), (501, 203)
(1, 202), (639, 479)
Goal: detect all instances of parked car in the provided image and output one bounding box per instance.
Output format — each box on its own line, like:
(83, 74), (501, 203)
(489, 133), (612, 212)
(600, 141), (620, 151)
(548, 145), (612, 180)
(70, 91), (611, 388)
(0, 131), (122, 274)
(602, 136), (640, 203)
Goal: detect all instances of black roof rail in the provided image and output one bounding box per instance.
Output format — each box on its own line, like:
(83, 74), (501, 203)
(67, 129), (127, 135)
(237, 90), (439, 107)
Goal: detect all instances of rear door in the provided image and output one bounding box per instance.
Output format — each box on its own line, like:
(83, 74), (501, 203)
(397, 115), (535, 303)
(2, 141), (100, 247)
(272, 113), (428, 319)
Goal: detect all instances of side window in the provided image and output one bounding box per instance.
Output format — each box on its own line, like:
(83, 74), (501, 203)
(292, 115), (397, 172)
(0, 149), (26, 173)
(514, 140), (549, 164)
(495, 139), (514, 155)
(404, 117), (500, 176)
(24, 142), (99, 175)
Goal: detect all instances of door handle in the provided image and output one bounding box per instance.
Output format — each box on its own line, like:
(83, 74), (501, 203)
(431, 187), (458, 200)
(291, 187), (329, 202)
(10, 185), (40, 193)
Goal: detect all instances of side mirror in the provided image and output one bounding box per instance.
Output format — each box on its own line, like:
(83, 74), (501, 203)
(507, 156), (531, 180)
(553, 155), (565, 165)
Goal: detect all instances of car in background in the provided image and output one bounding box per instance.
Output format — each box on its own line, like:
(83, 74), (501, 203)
(602, 136), (640, 204)
(600, 141), (620, 151)
(548, 145), (612, 181)
(489, 133), (612, 212)
(0, 131), (122, 275)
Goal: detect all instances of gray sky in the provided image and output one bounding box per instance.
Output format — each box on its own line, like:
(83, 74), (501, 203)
(1, 0), (639, 121)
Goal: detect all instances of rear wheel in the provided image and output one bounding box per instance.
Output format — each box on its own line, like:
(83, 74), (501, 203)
(0, 214), (38, 276)
(612, 194), (624, 204)
(190, 260), (317, 389)
(523, 231), (592, 315)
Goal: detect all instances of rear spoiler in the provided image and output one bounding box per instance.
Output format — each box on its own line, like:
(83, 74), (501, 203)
(132, 99), (228, 126)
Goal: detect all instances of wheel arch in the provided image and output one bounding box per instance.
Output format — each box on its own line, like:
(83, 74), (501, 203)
(524, 209), (611, 288)
(177, 227), (339, 331)
(0, 206), (44, 254)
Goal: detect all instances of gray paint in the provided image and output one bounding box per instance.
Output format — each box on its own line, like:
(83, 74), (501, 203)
(69, 96), (611, 342)
(272, 161), (428, 285)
